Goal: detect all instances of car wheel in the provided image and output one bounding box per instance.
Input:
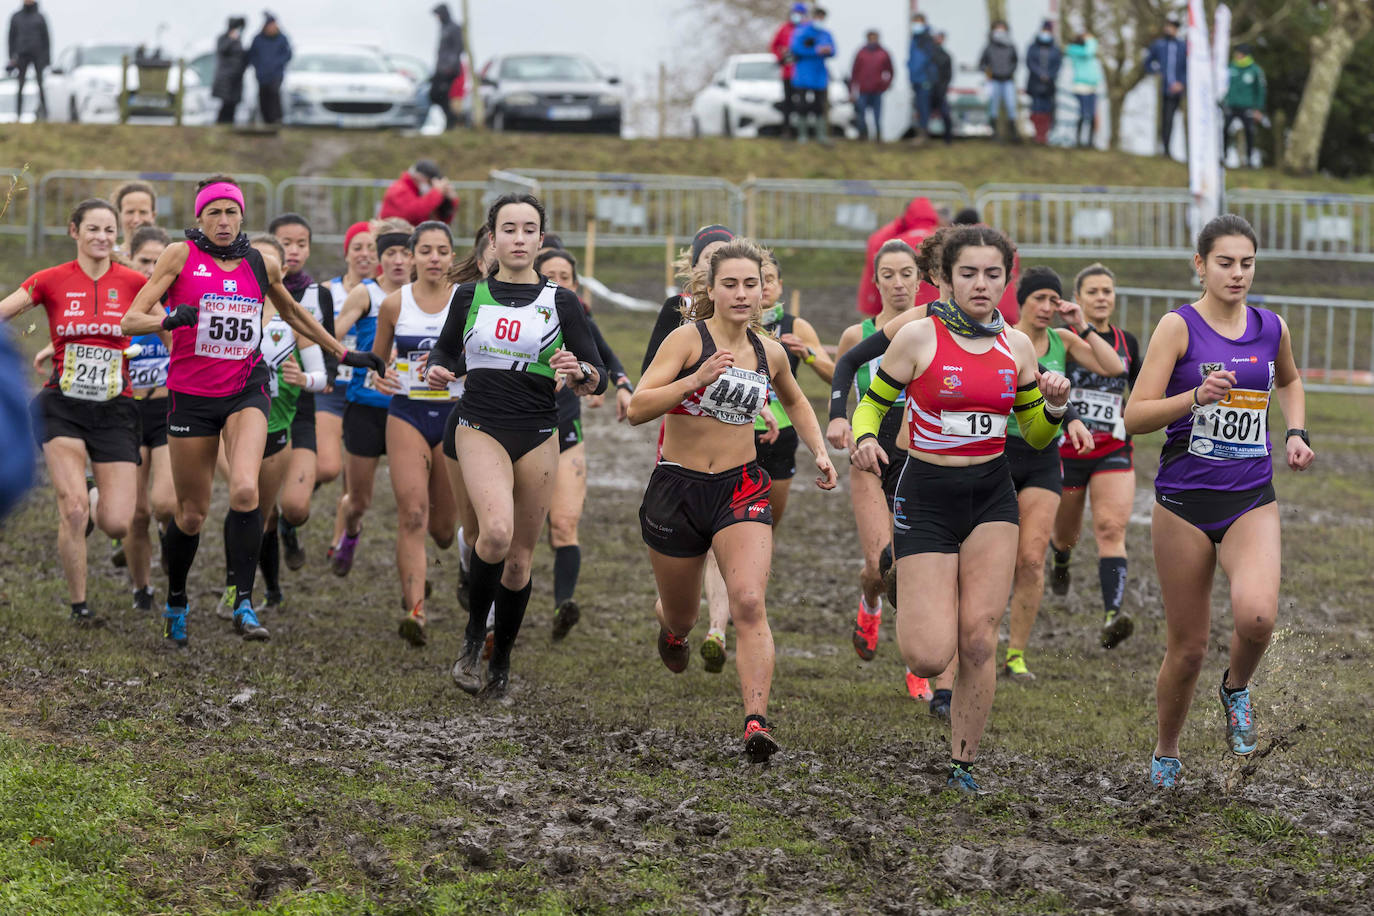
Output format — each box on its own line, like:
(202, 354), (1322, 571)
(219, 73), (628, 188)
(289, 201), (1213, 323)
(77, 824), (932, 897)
(492, 108), (506, 131)
(691, 116), (701, 138)
(605, 116), (622, 137)
(722, 109), (732, 137)
(68, 96), (79, 122)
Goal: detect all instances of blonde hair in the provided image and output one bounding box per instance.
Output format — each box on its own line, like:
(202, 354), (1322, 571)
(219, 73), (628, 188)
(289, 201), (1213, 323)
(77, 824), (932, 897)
(679, 238), (769, 332)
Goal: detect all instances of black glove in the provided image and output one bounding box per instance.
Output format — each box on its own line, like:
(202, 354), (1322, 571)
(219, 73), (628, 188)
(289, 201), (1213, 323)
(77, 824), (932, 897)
(161, 305), (198, 330)
(340, 349), (387, 374)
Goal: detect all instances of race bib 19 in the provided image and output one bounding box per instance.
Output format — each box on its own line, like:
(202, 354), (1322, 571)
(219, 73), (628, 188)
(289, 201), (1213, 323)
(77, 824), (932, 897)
(1188, 388), (1269, 460)
(940, 410), (1008, 438)
(60, 343), (123, 402)
(1071, 387), (1126, 440)
(194, 295), (261, 360)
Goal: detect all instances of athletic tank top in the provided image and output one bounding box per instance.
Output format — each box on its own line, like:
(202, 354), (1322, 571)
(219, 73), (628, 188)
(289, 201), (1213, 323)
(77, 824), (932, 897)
(1007, 328), (1065, 441)
(462, 279), (563, 377)
(165, 245), (266, 397)
(907, 317), (1018, 457)
(1155, 303), (1282, 492)
(344, 280), (391, 407)
(128, 332), (171, 391)
(332, 276), (378, 384)
(260, 314), (302, 432)
(754, 308), (797, 432)
(1062, 325), (1135, 459)
(854, 315), (908, 450)
(394, 283), (463, 401)
(669, 321), (771, 426)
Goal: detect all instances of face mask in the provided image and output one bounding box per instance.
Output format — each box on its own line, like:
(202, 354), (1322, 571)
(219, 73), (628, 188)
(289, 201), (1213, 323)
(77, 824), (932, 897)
(994, 30), (1007, 39)
(790, 13), (802, 24)
(1038, 31), (1052, 42)
(912, 24), (927, 35)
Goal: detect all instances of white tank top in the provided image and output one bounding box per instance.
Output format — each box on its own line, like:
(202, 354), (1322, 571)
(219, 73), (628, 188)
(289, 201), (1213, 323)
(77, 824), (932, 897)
(394, 283), (463, 400)
(334, 278), (386, 382)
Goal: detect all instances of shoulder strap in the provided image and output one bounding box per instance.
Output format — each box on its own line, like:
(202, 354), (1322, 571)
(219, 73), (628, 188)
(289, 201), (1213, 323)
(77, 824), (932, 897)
(747, 328), (769, 380)
(243, 247), (271, 301)
(694, 320), (716, 359)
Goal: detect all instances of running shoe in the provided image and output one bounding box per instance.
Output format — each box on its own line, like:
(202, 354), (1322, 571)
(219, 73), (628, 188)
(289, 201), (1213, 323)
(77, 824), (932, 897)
(216, 585), (237, 621)
(110, 539), (126, 568)
(700, 630), (727, 674)
(906, 670), (934, 702)
(879, 544), (897, 607)
(658, 627), (690, 673)
(398, 603), (427, 647)
(743, 719), (779, 763)
(1003, 649), (1035, 681)
(330, 530), (360, 577)
(551, 599), (580, 641)
(281, 520), (306, 571)
(262, 590), (284, 614)
(929, 688), (952, 722)
(477, 664), (509, 701)
(946, 764), (981, 795)
(1048, 559), (1070, 596)
(233, 600), (270, 641)
(1150, 755), (1182, 788)
(452, 638), (484, 694)
(163, 603), (188, 648)
(852, 603), (880, 661)
(1219, 677), (1258, 756)
(1101, 609), (1134, 649)
(132, 586), (155, 612)
(70, 605), (103, 627)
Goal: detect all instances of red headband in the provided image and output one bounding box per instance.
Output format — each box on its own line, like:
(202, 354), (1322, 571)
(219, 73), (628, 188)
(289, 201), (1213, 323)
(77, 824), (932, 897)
(343, 221), (373, 254)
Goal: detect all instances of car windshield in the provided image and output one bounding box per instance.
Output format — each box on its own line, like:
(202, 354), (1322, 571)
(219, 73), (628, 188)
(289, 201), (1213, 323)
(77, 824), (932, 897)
(734, 60), (779, 81)
(82, 45), (136, 67)
(500, 56), (598, 82)
(293, 52), (388, 74)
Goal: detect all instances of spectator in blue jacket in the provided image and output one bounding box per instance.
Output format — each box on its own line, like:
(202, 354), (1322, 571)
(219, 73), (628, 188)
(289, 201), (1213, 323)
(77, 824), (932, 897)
(1025, 19), (1061, 144)
(1143, 15), (1186, 157)
(788, 6), (835, 145)
(248, 10), (292, 125)
(0, 325), (34, 521)
(907, 14), (937, 140)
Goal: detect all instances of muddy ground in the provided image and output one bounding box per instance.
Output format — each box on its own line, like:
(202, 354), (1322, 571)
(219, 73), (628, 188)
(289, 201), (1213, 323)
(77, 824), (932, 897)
(2, 310), (1373, 914)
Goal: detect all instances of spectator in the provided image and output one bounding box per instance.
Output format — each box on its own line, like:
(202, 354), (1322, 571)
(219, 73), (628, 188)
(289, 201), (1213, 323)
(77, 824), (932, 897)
(1144, 15), (1186, 158)
(0, 325), (34, 521)
(1224, 44), (1266, 168)
(907, 14), (937, 142)
(929, 29), (953, 145)
(248, 10), (292, 125)
(1066, 31), (1102, 148)
(856, 197), (939, 316)
(850, 29), (892, 142)
(211, 16), (248, 125)
(770, 3), (807, 139)
(979, 20), (1019, 142)
(7, 0), (50, 120)
(431, 3), (464, 130)
(380, 159), (458, 225)
(789, 5), (835, 146)
(1025, 19), (1061, 145)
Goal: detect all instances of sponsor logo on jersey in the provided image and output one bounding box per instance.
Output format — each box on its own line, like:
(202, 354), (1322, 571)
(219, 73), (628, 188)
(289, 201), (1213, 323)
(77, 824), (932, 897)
(224, 279), (238, 293)
(55, 321), (123, 337)
(108, 289), (118, 300)
(747, 501), (768, 516)
(170, 425), (191, 433)
(940, 373), (962, 395)
(193, 264), (213, 278)
(999, 367), (1017, 396)
(536, 305), (553, 322)
(1230, 356), (1258, 364)
(63, 301), (85, 316)
(942, 364), (963, 371)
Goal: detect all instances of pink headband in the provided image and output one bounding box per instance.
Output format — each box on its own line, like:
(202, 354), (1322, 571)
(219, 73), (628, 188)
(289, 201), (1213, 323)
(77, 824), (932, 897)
(194, 182), (245, 217)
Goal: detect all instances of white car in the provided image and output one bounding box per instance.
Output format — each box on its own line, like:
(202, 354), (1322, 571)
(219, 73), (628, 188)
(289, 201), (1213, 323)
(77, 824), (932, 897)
(47, 43), (204, 124)
(691, 53), (854, 138)
(280, 44), (422, 129)
(0, 75), (43, 123)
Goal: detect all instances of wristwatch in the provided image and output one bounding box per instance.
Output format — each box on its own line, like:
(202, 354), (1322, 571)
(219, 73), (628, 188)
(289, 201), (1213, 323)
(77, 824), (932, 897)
(577, 361), (593, 382)
(803, 347), (817, 364)
(1285, 428), (1310, 446)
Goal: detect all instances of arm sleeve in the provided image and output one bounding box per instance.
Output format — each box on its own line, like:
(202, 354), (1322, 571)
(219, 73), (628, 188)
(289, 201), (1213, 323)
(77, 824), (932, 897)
(641, 298), (684, 375)
(1013, 381), (1064, 450)
(556, 289), (607, 395)
(587, 315), (628, 388)
(298, 344), (327, 392)
(852, 368), (903, 443)
(426, 283), (473, 376)
(829, 330), (891, 421)
(315, 285), (338, 384)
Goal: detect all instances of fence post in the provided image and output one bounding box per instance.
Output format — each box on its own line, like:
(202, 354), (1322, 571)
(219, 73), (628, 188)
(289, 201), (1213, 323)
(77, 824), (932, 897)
(744, 175), (756, 239)
(663, 234), (675, 294)
(583, 219), (597, 307)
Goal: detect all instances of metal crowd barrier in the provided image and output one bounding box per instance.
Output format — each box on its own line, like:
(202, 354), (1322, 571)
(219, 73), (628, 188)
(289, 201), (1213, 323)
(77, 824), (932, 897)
(974, 184), (1195, 259)
(1116, 286), (1374, 394)
(0, 166), (34, 256)
(274, 176), (489, 248)
(1227, 189), (1374, 263)
(34, 170), (274, 253)
(742, 178), (972, 250)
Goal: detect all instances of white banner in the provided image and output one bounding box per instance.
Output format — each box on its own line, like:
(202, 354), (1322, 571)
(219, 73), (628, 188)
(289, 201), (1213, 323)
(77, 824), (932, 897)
(1187, 0), (1222, 228)
(1213, 4), (1232, 101)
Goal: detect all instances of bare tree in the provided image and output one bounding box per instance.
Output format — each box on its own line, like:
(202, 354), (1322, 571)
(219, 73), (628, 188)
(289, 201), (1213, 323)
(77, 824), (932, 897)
(985, 0), (1008, 25)
(1060, 0), (1171, 150)
(657, 0), (780, 136)
(1281, 0), (1374, 173)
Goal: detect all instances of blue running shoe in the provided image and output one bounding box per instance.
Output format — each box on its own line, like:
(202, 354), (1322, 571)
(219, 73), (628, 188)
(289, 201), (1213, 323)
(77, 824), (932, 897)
(1219, 680), (1258, 755)
(163, 604), (188, 647)
(233, 600), (270, 641)
(1150, 755), (1182, 788)
(946, 764), (981, 795)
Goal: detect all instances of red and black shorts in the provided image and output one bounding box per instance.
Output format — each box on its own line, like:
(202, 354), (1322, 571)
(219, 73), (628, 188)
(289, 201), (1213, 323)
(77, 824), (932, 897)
(1062, 441), (1133, 490)
(639, 461), (772, 558)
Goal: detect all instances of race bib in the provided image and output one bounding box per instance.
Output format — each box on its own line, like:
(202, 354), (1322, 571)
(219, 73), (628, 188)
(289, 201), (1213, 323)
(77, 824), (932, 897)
(1071, 387), (1126, 440)
(940, 410), (1009, 438)
(194, 295), (261, 360)
(700, 368), (768, 425)
(396, 350), (460, 400)
(59, 344), (123, 402)
(128, 355), (169, 389)
(1189, 389), (1269, 459)
(336, 331), (358, 382)
(472, 304), (543, 364)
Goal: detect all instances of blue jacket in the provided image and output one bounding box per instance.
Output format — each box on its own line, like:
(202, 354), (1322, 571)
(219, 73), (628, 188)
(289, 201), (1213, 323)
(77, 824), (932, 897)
(789, 22), (835, 91)
(907, 30), (936, 88)
(1144, 35), (1186, 94)
(1025, 37), (1062, 97)
(248, 30), (293, 87)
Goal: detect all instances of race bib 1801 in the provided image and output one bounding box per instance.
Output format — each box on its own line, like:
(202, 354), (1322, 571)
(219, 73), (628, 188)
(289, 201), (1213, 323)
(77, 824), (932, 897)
(59, 343), (123, 402)
(194, 295), (261, 360)
(1188, 388), (1269, 460)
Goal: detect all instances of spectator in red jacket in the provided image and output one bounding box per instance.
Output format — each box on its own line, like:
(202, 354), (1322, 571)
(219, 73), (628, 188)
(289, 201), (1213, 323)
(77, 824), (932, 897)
(856, 196), (940, 315)
(850, 29), (893, 141)
(379, 159), (458, 225)
(771, 2), (807, 139)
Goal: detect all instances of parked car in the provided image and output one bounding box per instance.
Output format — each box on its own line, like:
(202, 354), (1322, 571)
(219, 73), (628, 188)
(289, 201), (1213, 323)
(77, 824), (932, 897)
(44, 43), (205, 124)
(478, 53), (622, 135)
(690, 53), (855, 138)
(280, 44), (422, 128)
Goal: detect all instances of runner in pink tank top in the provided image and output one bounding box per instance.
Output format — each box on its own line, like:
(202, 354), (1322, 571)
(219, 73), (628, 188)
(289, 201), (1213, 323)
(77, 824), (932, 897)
(122, 174), (386, 649)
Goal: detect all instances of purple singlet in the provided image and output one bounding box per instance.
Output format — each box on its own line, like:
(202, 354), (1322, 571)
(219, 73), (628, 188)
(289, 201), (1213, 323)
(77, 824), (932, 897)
(1154, 303), (1283, 493)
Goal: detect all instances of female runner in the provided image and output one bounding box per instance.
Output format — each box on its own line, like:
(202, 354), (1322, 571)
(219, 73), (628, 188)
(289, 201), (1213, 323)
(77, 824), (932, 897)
(1048, 263), (1142, 649)
(631, 238), (838, 762)
(1001, 267), (1124, 681)
(425, 194), (607, 699)
(121, 175), (383, 646)
(850, 225), (1070, 792)
(1, 199), (146, 624)
(1124, 214), (1312, 787)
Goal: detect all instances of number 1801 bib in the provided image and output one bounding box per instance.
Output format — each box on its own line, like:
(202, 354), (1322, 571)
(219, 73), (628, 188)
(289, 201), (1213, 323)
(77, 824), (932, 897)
(1189, 388), (1269, 460)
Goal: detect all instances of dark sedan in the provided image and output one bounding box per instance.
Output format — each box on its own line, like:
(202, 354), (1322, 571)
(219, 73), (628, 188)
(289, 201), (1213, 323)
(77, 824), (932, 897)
(479, 53), (622, 135)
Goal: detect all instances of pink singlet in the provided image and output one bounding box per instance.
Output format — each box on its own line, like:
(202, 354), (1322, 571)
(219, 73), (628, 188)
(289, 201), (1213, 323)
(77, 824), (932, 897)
(165, 245), (266, 397)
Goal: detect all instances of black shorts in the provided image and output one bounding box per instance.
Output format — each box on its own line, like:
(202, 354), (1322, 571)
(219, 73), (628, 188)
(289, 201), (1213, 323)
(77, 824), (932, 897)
(1062, 442), (1133, 490)
(892, 455), (1019, 557)
(851, 440), (906, 510)
(442, 406), (460, 461)
(640, 461), (772, 558)
(264, 427), (290, 458)
(1155, 483), (1276, 545)
(165, 363), (271, 439)
(1005, 435), (1063, 496)
(136, 395), (168, 450)
(32, 387), (141, 464)
(316, 387), (347, 417)
(343, 401), (389, 459)
(290, 392), (317, 452)
(455, 415), (555, 463)
(558, 416), (584, 453)
(754, 425), (798, 480)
